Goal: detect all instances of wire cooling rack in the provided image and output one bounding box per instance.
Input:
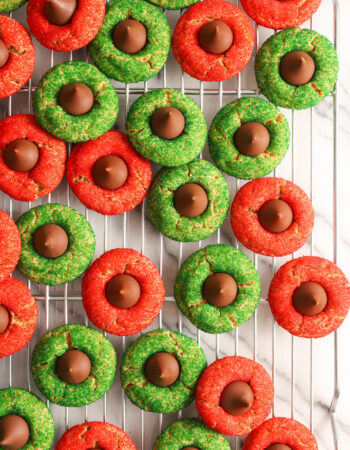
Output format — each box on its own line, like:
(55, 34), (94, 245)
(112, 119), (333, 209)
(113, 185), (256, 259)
(0, 0), (341, 449)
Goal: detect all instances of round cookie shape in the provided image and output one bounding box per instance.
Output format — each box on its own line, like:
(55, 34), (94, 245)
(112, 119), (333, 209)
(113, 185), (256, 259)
(27, 0), (105, 52)
(209, 97), (290, 179)
(172, 0), (255, 82)
(175, 244), (261, 334)
(242, 417), (318, 449)
(145, 0), (200, 10)
(255, 28), (338, 110)
(0, 278), (38, 359)
(32, 324), (117, 407)
(126, 89), (207, 167)
(56, 421), (136, 450)
(147, 159), (230, 242)
(0, 15), (35, 99)
(230, 177), (314, 257)
(120, 328), (207, 413)
(0, 388), (54, 449)
(196, 356), (274, 436)
(0, 209), (21, 282)
(153, 418), (230, 449)
(33, 61), (119, 143)
(240, 0), (321, 30)
(268, 256), (350, 338)
(16, 203), (96, 286)
(89, 0), (170, 84)
(0, 0), (27, 12)
(0, 114), (66, 202)
(82, 248), (165, 336)
(67, 130), (152, 216)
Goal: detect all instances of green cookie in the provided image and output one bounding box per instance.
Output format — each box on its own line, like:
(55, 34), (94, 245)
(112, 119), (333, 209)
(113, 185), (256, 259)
(209, 97), (290, 179)
(33, 61), (119, 142)
(16, 203), (95, 286)
(32, 324), (117, 407)
(0, 0), (26, 12)
(255, 28), (338, 110)
(120, 329), (207, 413)
(126, 89), (207, 167)
(145, 0), (200, 9)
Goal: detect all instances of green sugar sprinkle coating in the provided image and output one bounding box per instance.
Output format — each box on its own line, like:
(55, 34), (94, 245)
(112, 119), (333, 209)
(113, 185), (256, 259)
(145, 0), (200, 10)
(0, 0), (26, 12)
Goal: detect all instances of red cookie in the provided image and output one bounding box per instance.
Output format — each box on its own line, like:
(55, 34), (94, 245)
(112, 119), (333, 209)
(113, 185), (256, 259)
(0, 277), (38, 358)
(0, 15), (35, 99)
(0, 209), (21, 282)
(268, 256), (350, 338)
(240, 0), (321, 30)
(82, 248), (165, 336)
(67, 131), (152, 216)
(195, 356), (274, 436)
(172, 0), (255, 82)
(242, 417), (318, 449)
(27, 0), (105, 52)
(56, 421), (136, 450)
(0, 114), (66, 202)
(230, 177), (314, 257)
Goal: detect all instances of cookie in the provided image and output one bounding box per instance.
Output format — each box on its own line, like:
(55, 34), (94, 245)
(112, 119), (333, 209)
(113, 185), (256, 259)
(0, 114), (66, 202)
(89, 0), (170, 84)
(0, 278), (38, 359)
(255, 28), (338, 110)
(82, 248), (165, 336)
(32, 324), (117, 407)
(0, 388), (54, 449)
(153, 418), (230, 449)
(27, 0), (105, 52)
(268, 256), (350, 338)
(242, 417), (318, 449)
(33, 61), (119, 143)
(67, 130), (152, 216)
(196, 356), (274, 436)
(120, 328), (207, 413)
(230, 177), (314, 257)
(16, 203), (96, 286)
(146, 0), (200, 9)
(209, 97), (290, 180)
(172, 0), (254, 82)
(0, 0), (26, 12)
(0, 15), (35, 99)
(175, 244), (261, 334)
(56, 421), (136, 450)
(126, 89), (207, 167)
(147, 159), (230, 242)
(0, 209), (21, 282)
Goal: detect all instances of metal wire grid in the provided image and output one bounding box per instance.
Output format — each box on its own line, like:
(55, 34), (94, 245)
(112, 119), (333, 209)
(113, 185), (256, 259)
(0, 0), (341, 448)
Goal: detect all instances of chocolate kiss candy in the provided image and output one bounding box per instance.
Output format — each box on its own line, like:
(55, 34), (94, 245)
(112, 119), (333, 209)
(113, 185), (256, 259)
(0, 39), (9, 69)
(234, 122), (270, 156)
(280, 50), (315, 86)
(113, 19), (147, 54)
(145, 352), (180, 387)
(59, 82), (94, 116)
(151, 106), (185, 140)
(292, 281), (327, 316)
(105, 274), (141, 309)
(266, 445), (292, 450)
(0, 415), (30, 450)
(0, 305), (10, 334)
(33, 224), (69, 259)
(258, 199), (293, 234)
(198, 20), (233, 55)
(182, 447), (199, 450)
(92, 155), (128, 190)
(4, 139), (40, 172)
(220, 381), (254, 416)
(45, 0), (78, 26)
(203, 273), (238, 307)
(56, 349), (91, 384)
(173, 183), (208, 218)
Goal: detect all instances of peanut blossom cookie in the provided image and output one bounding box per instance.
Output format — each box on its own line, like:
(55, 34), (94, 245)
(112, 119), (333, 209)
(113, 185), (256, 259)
(209, 97), (290, 179)
(255, 28), (338, 110)
(126, 89), (207, 167)
(0, 209), (21, 282)
(196, 356), (274, 436)
(269, 256), (350, 339)
(0, 15), (35, 99)
(89, 0), (170, 84)
(67, 130), (152, 216)
(0, 114), (66, 202)
(148, 159), (230, 242)
(175, 245), (261, 334)
(0, 388), (54, 450)
(33, 61), (119, 143)
(16, 203), (95, 286)
(153, 418), (230, 450)
(231, 177), (314, 257)
(242, 417), (318, 449)
(56, 421), (136, 450)
(173, 0), (254, 82)
(0, 0), (26, 12)
(82, 248), (165, 336)
(32, 324), (117, 407)
(121, 328), (207, 413)
(146, 0), (200, 10)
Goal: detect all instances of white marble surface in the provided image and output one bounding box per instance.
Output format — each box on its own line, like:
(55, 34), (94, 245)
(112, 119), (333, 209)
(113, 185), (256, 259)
(0, 0), (349, 449)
